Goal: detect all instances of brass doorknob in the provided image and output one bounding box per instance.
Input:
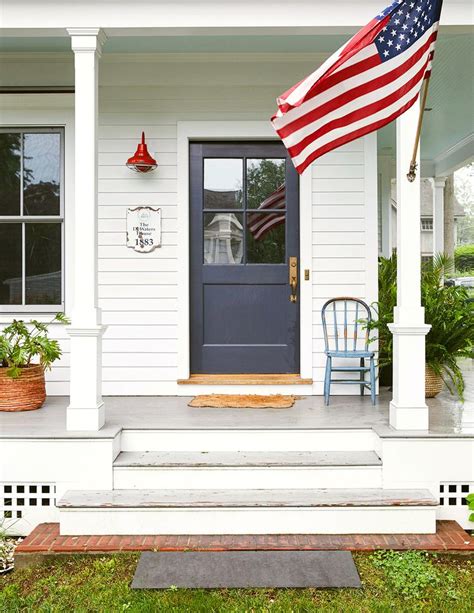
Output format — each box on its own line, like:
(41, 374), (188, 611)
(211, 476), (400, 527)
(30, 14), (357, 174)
(289, 256), (298, 303)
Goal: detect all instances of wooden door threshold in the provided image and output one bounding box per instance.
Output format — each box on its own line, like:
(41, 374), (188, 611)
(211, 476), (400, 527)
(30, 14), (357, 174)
(178, 374), (313, 385)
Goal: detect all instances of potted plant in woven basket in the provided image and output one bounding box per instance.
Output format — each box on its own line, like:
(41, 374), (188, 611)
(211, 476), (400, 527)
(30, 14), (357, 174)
(369, 255), (474, 400)
(0, 313), (69, 412)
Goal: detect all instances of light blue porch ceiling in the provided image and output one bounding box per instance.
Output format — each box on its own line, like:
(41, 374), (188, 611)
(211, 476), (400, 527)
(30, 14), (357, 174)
(1, 32), (472, 163)
(378, 32), (474, 164)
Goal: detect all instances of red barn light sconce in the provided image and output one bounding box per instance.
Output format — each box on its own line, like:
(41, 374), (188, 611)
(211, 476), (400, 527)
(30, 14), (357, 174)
(126, 132), (157, 173)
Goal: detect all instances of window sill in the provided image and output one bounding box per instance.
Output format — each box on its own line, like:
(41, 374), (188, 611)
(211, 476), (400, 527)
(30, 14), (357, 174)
(0, 310), (65, 324)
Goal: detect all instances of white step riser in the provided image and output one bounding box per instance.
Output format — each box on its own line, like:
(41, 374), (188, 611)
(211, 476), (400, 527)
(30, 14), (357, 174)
(120, 429), (377, 452)
(113, 466), (382, 490)
(59, 507), (437, 535)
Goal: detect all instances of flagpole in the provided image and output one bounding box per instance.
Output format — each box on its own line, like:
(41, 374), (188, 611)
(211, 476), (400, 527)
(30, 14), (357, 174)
(406, 75), (431, 182)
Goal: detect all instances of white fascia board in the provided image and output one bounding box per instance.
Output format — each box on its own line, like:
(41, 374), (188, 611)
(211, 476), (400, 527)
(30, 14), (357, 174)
(434, 134), (474, 177)
(1, 1), (473, 31)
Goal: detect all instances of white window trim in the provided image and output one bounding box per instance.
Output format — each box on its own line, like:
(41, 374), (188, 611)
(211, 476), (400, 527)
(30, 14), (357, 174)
(0, 95), (74, 323)
(0, 126), (65, 313)
(176, 120), (313, 388)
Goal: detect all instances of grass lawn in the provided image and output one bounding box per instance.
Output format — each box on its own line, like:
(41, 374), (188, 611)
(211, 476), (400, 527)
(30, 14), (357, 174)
(0, 550), (473, 612)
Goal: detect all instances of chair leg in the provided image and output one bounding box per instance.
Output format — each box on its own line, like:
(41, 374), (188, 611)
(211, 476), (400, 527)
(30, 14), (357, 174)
(324, 356), (331, 406)
(360, 358), (365, 396)
(370, 357), (376, 405)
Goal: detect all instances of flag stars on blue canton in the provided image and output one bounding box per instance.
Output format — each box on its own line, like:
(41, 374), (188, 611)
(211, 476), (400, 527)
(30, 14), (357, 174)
(374, 1), (439, 62)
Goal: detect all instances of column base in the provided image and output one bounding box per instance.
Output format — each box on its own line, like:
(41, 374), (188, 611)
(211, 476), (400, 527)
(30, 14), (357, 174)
(389, 401), (429, 431)
(67, 403), (105, 431)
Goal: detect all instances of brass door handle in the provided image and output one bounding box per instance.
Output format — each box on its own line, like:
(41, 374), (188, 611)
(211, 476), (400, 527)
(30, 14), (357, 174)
(289, 256), (298, 303)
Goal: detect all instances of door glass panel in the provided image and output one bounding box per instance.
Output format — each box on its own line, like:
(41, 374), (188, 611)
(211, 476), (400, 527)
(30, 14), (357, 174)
(25, 223), (62, 304)
(0, 133), (21, 215)
(246, 158), (286, 209)
(204, 158), (243, 209)
(204, 213), (243, 264)
(0, 223), (22, 304)
(246, 211), (286, 264)
(23, 133), (61, 216)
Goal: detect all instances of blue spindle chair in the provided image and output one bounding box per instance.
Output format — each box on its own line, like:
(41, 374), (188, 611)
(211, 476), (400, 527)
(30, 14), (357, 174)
(321, 297), (376, 406)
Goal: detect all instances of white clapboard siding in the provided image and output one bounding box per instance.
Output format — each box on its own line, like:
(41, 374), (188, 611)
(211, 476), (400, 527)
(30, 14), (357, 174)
(99, 298), (178, 311)
(99, 192), (178, 206)
(312, 232), (365, 245)
(314, 219), (365, 232)
(313, 258), (365, 272)
(12, 57), (376, 396)
(103, 339), (177, 353)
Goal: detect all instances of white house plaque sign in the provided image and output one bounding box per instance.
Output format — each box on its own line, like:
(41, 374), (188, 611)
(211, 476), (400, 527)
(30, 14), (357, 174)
(126, 207), (161, 253)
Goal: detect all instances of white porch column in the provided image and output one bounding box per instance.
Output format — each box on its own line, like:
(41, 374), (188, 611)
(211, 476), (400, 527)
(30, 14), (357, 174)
(389, 101), (431, 430)
(66, 28), (107, 431)
(433, 178), (446, 256)
(379, 155), (393, 257)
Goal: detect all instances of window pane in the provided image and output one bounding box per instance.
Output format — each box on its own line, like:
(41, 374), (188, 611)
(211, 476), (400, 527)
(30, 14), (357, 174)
(204, 158), (243, 209)
(246, 211), (286, 264)
(246, 158), (286, 209)
(204, 213), (243, 264)
(0, 223), (22, 304)
(25, 223), (62, 305)
(0, 133), (21, 215)
(23, 133), (61, 216)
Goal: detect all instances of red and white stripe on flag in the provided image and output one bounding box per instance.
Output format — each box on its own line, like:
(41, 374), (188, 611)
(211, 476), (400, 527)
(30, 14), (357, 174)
(271, 0), (443, 174)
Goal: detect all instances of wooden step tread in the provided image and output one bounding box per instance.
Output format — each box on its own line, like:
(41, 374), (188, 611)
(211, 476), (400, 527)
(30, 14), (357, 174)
(58, 488), (437, 509)
(177, 374), (313, 385)
(113, 450), (382, 468)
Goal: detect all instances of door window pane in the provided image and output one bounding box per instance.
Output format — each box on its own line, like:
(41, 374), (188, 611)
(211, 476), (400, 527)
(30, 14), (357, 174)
(204, 213), (243, 264)
(0, 223), (22, 304)
(204, 158), (243, 209)
(246, 158), (286, 209)
(25, 223), (62, 304)
(23, 133), (61, 215)
(246, 211), (286, 264)
(0, 133), (21, 215)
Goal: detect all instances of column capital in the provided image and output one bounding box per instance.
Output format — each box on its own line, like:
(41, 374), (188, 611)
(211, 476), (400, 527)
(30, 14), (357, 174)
(434, 177), (447, 189)
(388, 323), (431, 336)
(67, 28), (107, 55)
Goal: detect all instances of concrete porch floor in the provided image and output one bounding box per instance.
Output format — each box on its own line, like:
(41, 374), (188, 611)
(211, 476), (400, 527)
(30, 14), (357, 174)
(1, 362), (472, 439)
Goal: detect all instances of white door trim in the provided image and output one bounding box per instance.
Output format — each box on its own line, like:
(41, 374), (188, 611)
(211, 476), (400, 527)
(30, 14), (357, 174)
(176, 120), (313, 385)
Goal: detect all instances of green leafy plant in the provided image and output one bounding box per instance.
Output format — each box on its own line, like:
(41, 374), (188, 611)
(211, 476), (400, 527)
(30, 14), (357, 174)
(0, 313), (70, 379)
(369, 254), (474, 399)
(455, 244), (474, 272)
(371, 550), (459, 601)
(467, 493), (474, 523)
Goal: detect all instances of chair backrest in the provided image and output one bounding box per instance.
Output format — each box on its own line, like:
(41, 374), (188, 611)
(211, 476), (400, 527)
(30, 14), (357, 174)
(321, 297), (372, 354)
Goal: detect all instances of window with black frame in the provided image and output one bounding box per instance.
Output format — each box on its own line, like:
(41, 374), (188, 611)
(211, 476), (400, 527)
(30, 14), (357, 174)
(0, 128), (63, 311)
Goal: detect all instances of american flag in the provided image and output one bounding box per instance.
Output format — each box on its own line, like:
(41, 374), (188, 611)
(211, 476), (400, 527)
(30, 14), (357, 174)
(248, 184), (286, 240)
(271, 0), (443, 174)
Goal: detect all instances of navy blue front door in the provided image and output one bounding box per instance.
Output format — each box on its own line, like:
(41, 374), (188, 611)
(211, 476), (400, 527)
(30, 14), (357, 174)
(190, 142), (299, 374)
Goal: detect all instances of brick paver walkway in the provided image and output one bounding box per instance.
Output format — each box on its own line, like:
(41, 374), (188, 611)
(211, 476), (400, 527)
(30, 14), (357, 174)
(15, 521), (473, 554)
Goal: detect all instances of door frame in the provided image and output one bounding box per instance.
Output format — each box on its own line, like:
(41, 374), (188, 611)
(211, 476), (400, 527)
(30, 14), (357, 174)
(177, 121), (313, 386)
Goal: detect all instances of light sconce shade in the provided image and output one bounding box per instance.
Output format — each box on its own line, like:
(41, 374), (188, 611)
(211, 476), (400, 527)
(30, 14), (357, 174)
(126, 132), (157, 173)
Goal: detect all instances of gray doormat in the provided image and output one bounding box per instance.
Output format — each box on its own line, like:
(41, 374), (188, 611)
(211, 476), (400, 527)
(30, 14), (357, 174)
(132, 550), (361, 589)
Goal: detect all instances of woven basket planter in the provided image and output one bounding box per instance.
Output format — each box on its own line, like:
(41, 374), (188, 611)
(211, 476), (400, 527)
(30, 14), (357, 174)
(0, 364), (46, 411)
(425, 365), (444, 398)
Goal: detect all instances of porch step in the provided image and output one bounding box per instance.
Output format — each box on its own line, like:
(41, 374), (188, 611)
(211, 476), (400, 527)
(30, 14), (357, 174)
(58, 488), (437, 535)
(120, 428), (378, 452)
(113, 450), (383, 489)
